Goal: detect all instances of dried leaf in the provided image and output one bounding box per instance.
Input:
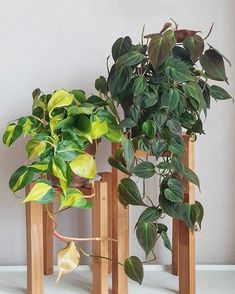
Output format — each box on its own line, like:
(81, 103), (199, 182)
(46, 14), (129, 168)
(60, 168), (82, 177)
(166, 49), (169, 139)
(56, 241), (80, 283)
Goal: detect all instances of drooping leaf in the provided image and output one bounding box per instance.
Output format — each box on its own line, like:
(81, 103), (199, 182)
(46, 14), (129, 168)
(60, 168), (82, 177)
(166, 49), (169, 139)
(56, 141), (81, 161)
(210, 85), (232, 100)
(56, 241), (80, 283)
(121, 137), (135, 166)
(70, 153), (96, 179)
(183, 35), (204, 63)
(161, 231), (172, 251)
(124, 256), (144, 285)
(135, 206), (162, 228)
(164, 177), (184, 203)
(195, 200), (204, 229)
(183, 82), (207, 113)
(200, 49), (227, 82)
(148, 35), (172, 69)
(118, 178), (145, 207)
(168, 136), (185, 156)
(108, 156), (130, 175)
(60, 188), (91, 210)
(2, 123), (23, 146)
(9, 166), (34, 192)
(23, 179), (55, 203)
(48, 90), (74, 115)
(183, 167), (200, 190)
(136, 222), (157, 257)
(171, 156), (184, 175)
(131, 162), (156, 178)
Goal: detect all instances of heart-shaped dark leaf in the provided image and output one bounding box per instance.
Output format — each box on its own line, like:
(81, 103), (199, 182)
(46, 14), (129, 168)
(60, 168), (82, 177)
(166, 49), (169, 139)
(175, 29), (200, 42)
(183, 35), (204, 64)
(115, 51), (145, 70)
(108, 65), (132, 98)
(168, 136), (185, 156)
(161, 231), (172, 251)
(133, 76), (147, 97)
(200, 49), (228, 82)
(210, 85), (232, 100)
(118, 178), (145, 207)
(108, 157), (130, 175)
(183, 167), (200, 191)
(131, 162), (156, 178)
(95, 76), (108, 95)
(161, 88), (180, 111)
(142, 120), (157, 139)
(195, 200), (204, 229)
(135, 206), (162, 228)
(148, 35), (172, 69)
(112, 36), (132, 61)
(171, 156), (184, 175)
(124, 256), (144, 285)
(183, 82), (207, 113)
(121, 137), (135, 166)
(136, 222), (157, 257)
(166, 118), (182, 135)
(165, 58), (193, 82)
(128, 104), (141, 123)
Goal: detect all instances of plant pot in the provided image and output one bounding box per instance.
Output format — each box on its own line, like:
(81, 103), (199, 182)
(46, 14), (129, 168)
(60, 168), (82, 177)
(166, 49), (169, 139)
(48, 141), (98, 188)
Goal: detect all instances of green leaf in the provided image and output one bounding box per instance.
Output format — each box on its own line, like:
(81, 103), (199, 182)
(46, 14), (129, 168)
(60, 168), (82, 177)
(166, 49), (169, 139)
(171, 156), (184, 175)
(108, 66), (132, 98)
(165, 58), (192, 82)
(157, 161), (173, 170)
(68, 103), (95, 115)
(56, 141), (81, 161)
(183, 82), (207, 113)
(164, 177), (184, 203)
(95, 76), (108, 95)
(128, 105), (141, 123)
(70, 89), (86, 103)
(151, 140), (167, 159)
(136, 222), (157, 257)
(200, 49), (228, 82)
(135, 207), (162, 228)
(86, 95), (108, 107)
(74, 114), (91, 133)
(23, 179), (55, 204)
(118, 178), (145, 207)
(168, 136), (185, 156)
(124, 256), (143, 285)
(142, 120), (157, 139)
(163, 29), (176, 48)
(183, 35), (204, 64)
(29, 160), (49, 172)
(115, 50), (145, 70)
(148, 35), (172, 69)
(26, 139), (48, 160)
(108, 157), (130, 175)
(161, 231), (172, 251)
(60, 188), (91, 210)
(210, 85), (232, 100)
(121, 137), (135, 166)
(133, 76), (147, 97)
(32, 88), (41, 100)
(9, 166), (34, 192)
(119, 118), (137, 128)
(3, 123), (23, 146)
(105, 127), (123, 143)
(195, 200), (204, 229)
(50, 157), (67, 181)
(91, 118), (109, 139)
(70, 153), (96, 179)
(112, 36), (132, 62)
(131, 162), (156, 178)
(48, 90), (74, 115)
(161, 88), (180, 112)
(183, 167), (200, 190)
(166, 118), (182, 135)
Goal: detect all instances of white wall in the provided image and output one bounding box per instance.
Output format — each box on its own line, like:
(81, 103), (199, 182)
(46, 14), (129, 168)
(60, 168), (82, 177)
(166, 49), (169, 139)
(0, 0), (235, 266)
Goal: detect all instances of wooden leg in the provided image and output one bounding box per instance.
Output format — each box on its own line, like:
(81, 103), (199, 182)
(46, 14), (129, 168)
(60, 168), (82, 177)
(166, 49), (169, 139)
(179, 138), (196, 294)
(100, 172), (113, 274)
(92, 179), (109, 294)
(112, 144), (129, 294)
(26, 184), (44, 294)
(172, 218), (179, 276)
(43, 203), (54, 275)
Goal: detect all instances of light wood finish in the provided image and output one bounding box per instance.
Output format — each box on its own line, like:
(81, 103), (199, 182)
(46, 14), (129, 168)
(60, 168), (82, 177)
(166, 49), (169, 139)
(43, 203), (54, 275)
(179, 137), (196, 294)
(26, 183), (44, 294)
(112, 144), (129, 294)
(92, 178), (109, 294)
(172, 218), (179, 276)
(101, 172), (113, 274)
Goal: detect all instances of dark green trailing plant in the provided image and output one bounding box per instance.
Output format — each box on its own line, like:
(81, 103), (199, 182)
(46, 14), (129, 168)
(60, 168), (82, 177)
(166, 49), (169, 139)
(96, 21), (232, 284)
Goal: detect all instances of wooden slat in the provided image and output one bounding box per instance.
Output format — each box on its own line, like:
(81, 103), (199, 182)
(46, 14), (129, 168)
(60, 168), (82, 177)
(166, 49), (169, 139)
(43, 203), (54, 275)
(100, 172), (113, 274)
(179, 137), (196, 294)
(112, 144), (129, 294)
(26, 184), (44, 294)
(172, 218), (179, 276)
(92, 179), (109, 294)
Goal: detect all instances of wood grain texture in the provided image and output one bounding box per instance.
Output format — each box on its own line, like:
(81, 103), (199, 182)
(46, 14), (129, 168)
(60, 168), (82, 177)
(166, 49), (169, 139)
(26, 183), (44, 294)
(43, 203), (54, 276)
(112, 144), (129, 294)
(92, 178), (109, 294)
(172, 218), (179, 276)
(179, 137), (196, 294)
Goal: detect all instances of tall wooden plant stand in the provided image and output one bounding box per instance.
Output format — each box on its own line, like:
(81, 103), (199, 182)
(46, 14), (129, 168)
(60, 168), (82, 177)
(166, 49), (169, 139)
(25, 134), (195, 294)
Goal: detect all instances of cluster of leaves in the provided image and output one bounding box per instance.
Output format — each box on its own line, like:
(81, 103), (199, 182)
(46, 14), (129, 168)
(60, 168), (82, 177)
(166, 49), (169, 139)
(96, 21), (232, 284)
(3, 88), (122, 209)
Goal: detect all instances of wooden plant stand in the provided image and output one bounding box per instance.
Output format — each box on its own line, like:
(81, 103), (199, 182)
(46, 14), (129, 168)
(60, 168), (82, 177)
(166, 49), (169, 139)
(25, 134), (195, 294)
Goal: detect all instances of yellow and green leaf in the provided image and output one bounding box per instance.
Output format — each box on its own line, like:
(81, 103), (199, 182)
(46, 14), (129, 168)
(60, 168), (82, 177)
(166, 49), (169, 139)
(23, 179), (55, 203)
(2, 123), (23, 146)
(48, 90), (74, 115)
(26, 139), (47, 160)
(69, 153), (96, 179)
(90, 118), (108, 139)
(60, 188), (91, 210)
(9, 166), (34, 192)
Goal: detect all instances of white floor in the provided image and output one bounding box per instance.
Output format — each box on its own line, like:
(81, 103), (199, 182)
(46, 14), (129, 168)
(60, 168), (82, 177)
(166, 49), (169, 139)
(0, 266), (235, 293)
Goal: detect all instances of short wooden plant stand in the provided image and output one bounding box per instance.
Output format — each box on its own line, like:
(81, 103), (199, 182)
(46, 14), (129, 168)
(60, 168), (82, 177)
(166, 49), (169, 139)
(25, 134), (195, 294)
